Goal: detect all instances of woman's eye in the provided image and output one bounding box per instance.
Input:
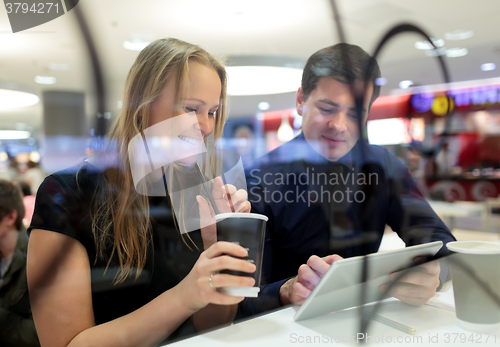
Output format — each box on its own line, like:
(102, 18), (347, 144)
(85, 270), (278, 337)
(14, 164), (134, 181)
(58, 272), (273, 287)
(209, 110), (217, 117)
(184, 107), (197, 113)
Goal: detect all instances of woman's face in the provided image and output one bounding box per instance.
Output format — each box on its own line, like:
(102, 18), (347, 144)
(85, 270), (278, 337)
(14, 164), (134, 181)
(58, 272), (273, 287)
(148, 61), (222, 140)
(138, 61), (222, 173)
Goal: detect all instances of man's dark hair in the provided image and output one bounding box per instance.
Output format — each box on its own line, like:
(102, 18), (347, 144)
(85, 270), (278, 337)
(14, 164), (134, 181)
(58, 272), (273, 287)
(18, 180), (32, 197)
(0, 179), (25, 230)
(301, 43), (381, 108)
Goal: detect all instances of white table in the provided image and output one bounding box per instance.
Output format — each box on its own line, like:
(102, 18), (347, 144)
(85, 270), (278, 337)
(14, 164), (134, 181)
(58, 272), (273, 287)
(170, 288), (499, 347)
(428, 201), (485, 231)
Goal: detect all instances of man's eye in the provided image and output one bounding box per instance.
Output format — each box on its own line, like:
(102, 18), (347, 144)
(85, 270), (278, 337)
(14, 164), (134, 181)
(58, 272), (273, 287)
(348, 113), (359, 119)
(184, 107), (197, 113)
(319, 108), (334, 114)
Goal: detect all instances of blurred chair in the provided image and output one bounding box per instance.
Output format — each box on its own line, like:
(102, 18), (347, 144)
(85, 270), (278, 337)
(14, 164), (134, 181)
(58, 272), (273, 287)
(483, 198), (500, 233)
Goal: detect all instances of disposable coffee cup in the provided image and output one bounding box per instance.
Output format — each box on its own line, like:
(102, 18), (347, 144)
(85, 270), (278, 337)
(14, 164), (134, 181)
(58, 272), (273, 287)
(447, 241), (500, 333)
(215, 212), (268, 297)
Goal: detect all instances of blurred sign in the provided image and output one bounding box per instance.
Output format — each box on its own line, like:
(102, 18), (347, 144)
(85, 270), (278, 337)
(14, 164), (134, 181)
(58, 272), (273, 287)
(411, 86), (500, 116)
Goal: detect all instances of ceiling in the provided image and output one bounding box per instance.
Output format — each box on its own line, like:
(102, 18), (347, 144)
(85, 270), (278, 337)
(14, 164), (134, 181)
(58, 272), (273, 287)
(1, 0), (499, 135)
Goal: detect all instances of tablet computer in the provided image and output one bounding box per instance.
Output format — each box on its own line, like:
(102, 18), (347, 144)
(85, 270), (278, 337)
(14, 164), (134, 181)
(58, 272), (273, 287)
(293, 241), (443, 321)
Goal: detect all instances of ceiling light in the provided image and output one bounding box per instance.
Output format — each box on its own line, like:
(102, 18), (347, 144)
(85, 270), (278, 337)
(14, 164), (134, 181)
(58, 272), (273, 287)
(123, 39), (151, 51)
(415, 38), (445, 50)
(0, 130), (30, 140)
(375, 77), (387, 86)
(29, 151), (41, 163)
(226, 55), (305, 96)
(481, 63), (496, 72)
(258, 101), (270, 110)
(444, 29), (474, 41)
(425, 48), (446, 57)
(0, 81), (39, 109)
(445, 48), (468, 58)
(35, 75), (56, 84)
(0, 152), (8, 162)
(48, 63), (69, 71)
(399, 80), (414, 89)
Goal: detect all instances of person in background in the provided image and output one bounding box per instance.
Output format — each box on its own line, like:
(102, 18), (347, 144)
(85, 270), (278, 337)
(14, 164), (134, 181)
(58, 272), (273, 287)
(27, 38), (252, 347)
(22, 161), (46, 196)
(14, 181), (36, 227)
(0, 179), (40, 347)
(242, 43), (455, 316)
(404, 147), (429, 198)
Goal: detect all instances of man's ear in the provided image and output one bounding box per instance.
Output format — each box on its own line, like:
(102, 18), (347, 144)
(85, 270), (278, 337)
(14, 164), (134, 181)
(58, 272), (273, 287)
(295, 87), (304, 115)
(5, 210), (17, 227)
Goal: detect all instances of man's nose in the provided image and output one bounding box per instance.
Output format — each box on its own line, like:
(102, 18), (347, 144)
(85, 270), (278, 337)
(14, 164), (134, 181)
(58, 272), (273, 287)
(196, 112), (214, 138)
(327, 112), (347, 133)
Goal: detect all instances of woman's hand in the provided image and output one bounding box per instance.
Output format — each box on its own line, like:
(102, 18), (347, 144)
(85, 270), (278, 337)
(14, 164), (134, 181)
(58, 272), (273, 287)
(197, 177), (251, 250)
(177, 241), (256, 313)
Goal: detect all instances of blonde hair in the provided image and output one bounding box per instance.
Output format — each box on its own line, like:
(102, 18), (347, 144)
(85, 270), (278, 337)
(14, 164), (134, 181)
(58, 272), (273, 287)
(92, 38), (227, 282)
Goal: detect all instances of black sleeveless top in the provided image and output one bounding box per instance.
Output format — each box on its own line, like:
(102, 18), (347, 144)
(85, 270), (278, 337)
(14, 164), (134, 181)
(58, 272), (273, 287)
(28, 161), (204, 343)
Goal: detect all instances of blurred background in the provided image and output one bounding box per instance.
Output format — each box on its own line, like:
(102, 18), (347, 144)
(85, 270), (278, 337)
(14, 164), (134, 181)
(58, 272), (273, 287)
(1, 0), (499, 235)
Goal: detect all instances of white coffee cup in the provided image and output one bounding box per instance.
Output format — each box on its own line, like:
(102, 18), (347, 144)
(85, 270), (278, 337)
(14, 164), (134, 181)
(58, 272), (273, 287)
(447, 241), (500, 333)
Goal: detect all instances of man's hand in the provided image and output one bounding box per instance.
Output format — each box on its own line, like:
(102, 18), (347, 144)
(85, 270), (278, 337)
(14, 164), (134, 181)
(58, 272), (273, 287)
(279, 254), (343, 305)
(380, 260), (441, 305)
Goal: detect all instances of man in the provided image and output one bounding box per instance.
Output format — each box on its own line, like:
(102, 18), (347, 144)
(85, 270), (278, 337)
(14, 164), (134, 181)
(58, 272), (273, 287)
(0, 180), (40, 347)
(241, 43), (455, 316)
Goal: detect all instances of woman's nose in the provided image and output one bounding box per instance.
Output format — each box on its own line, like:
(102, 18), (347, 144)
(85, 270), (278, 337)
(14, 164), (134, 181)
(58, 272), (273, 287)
(196, 112), (214, 138)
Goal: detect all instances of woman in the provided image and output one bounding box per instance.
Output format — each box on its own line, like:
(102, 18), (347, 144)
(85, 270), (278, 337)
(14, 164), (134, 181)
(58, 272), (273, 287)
(27, 38), (254, 347)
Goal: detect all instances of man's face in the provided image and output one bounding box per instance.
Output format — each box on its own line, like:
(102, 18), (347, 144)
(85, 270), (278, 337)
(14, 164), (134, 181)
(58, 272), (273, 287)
(297, 77), (373, 162)
(0, 211), (16, 240)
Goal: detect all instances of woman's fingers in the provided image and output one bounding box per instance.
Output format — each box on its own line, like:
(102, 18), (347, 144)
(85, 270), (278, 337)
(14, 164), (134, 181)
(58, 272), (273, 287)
(223, 187), (249, 212)
(197, 195), (215, 226)
(210, 177), (251, 214)
(184, 241), (257, 310)
(211, 177), (225, 200)
(206, 273), (255, 289)
(235, 200), (251, 213)
(229, 189), (247, 205)
(203, 255), (256, 275)
(203, 241), (248, 259)
(200, 242), (256, 274)
(222, 184), (237, 197)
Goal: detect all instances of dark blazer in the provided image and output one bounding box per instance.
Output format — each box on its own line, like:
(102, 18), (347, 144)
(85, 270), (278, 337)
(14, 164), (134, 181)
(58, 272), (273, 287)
(238, 133), (455, 317)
